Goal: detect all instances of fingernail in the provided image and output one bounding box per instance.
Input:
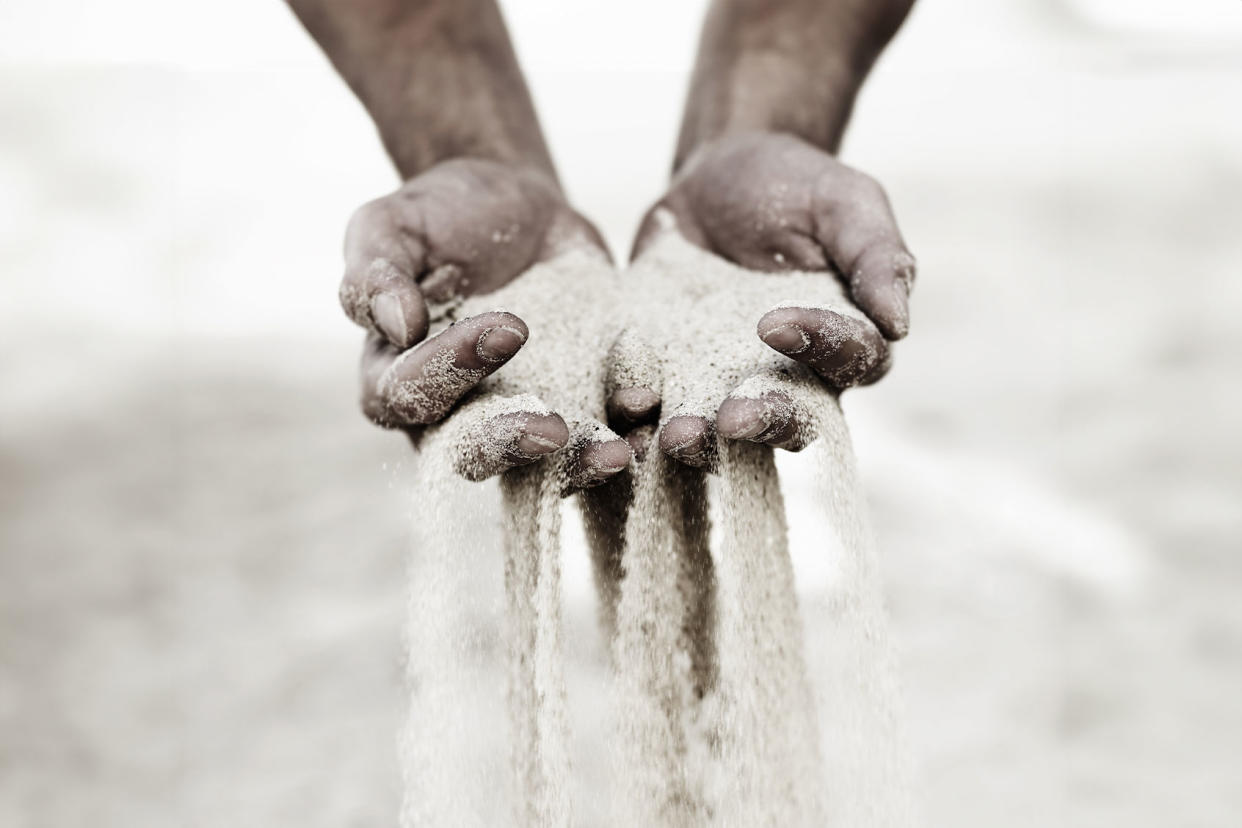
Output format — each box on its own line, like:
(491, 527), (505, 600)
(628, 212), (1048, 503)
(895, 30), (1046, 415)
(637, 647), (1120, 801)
(371, 292), (409, 347)
(517, 433), (560, 457)
(589, 439), (633, 473)
(760, 324), (811, 354)
(718, 398), (768, 440)
(477, 326), (526, 362)
(728, 415), (767, 440)
(668, 431), (708, 455)
(612, 387), (661, 419)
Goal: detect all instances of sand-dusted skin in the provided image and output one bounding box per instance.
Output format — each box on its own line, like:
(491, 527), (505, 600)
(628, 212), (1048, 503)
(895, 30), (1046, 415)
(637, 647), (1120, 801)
(404, 234), (910, 826)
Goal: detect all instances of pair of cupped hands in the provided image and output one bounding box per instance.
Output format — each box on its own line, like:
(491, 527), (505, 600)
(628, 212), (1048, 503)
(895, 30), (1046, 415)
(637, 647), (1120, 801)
(340, 132), (916, 492)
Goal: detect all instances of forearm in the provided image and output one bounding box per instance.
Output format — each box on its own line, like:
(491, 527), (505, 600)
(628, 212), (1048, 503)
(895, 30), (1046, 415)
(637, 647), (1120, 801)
(674, 0), (915, 169)
(287, 0), (557, 182)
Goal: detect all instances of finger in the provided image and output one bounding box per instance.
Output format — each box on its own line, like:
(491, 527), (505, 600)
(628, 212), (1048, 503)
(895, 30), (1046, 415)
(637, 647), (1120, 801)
(623, 424), (657, 463)
(453, 410), (569, 482)
(379, 311), (528, 425)
(607, 387), (661, 428)
(341, 198), (430, 349)
(605, 329), (663, 431)
(717, 390), (816, 453)
(359, 332), (401, 427)
(848, 245), (916, 342)
(565, 429), (634, 490)
(812, 173), (916, 340)
(659, 415), (716, 469)
(717, 369), (825, 452)
(757, 306), (891, 390)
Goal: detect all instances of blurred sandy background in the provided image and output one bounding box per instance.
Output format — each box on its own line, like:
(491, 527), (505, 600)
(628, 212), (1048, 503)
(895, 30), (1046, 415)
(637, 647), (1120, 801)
(2, 0), (1240, 825)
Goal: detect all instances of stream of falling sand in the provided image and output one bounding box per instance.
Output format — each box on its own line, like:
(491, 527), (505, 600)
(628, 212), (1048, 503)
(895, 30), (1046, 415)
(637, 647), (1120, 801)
(500, 461), (574, 828)
(589, 447), (715, 826)
(801, 401), (914, 828)
(704, 438), (828, 827)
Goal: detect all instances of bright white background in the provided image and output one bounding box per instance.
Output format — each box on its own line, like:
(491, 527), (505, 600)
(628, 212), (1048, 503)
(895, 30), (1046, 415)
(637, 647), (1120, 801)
(2, 1), (1240, 826)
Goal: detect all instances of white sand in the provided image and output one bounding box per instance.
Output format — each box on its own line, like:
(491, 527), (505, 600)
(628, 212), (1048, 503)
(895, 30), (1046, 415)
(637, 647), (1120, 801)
(801, 405), (913, 828)
(705, 439), (827, 827)
(499, 463), (573, 827)
(604, 448), (713, 825)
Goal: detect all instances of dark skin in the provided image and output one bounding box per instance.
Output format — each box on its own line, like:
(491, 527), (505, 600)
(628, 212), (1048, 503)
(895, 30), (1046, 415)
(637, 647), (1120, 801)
(286, 0), (917, 477)
(288, 0), (623, 482)
(626, 0), (917, 465)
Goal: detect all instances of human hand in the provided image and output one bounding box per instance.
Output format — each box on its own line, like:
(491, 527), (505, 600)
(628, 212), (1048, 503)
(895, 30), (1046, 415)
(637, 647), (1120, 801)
(623, 132), (916, 462)
(636, 129), (913, 351)
(342, 159), (619, 481)
(420, 248), (634, 490)
(613, 229), (883, 468)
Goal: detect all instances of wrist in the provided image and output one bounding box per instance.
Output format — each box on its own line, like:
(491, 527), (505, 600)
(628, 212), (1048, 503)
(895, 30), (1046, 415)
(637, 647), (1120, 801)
(331, 1), (558, 181)
(674, 51), (861, 170)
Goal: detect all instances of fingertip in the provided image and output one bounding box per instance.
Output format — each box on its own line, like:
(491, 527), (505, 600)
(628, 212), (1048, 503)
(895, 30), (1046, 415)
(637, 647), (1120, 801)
(516, 413), (569, 457)
(623, 424), (657, 462)
(486, 311), (530, 341)
(851, 250), (914, 341)
(573, 437), (634, 487)
(454, 410), (568, 481)
(852, 283), (907, 342)
(467, 312), (530, 364)
(758, 323), (812, 356)
(660, 415), (714, 466)
(759, 306), (891, 390)
(477, 325), (527, 363)
(719, 388), (814, 451)
(370, 290), (429, 349)
(592, 438), (634, 472)
(858, 345), (894, 387)
(607, 387), (661, 425)
(359, 333), (401, 428)
(715, 396), (769, 441)
(757, 308), (810, 354)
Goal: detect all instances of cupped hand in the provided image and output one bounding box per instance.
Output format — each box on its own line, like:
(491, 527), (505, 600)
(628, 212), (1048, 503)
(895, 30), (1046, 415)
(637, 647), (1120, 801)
(621, 132), (916, 464)
(612, 230), (886, 469)
(637, 128), (913, 344)
(343, 158), (626, 485)
(423, 248), (634, 491)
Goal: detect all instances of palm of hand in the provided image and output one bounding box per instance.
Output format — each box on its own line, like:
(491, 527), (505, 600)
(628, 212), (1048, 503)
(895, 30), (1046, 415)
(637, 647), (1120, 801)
(637, 132), (915, 342)
(613, 230), (878, 468)
(339, 136), (915, 483)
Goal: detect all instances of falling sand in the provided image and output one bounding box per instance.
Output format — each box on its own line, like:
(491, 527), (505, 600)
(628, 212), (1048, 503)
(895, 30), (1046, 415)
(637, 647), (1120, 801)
(402, 234), (912, 826)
